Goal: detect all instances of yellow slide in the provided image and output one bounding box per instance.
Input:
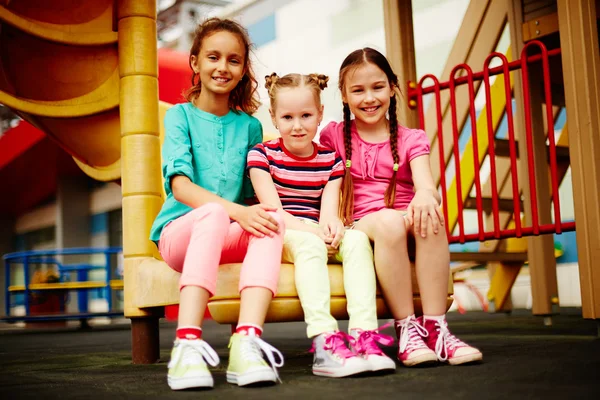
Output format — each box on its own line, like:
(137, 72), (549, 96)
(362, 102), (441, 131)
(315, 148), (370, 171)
(0, 0), (122, 182)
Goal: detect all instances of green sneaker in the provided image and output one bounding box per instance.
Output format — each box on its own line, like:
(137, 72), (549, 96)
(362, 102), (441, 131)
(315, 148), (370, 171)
(167, 339), (220, 390)
(226, 332), (284, 386)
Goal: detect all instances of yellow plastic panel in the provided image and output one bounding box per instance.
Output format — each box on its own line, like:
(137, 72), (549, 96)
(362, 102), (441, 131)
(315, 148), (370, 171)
(0, 1), (116, 45)
(120, 76), (160, 134)
(122, 195), (163, 257)
(117, 0), (156, 20)
(0, 25), (117, 102)
(121, 134), (163, 196)
(118, 17), (158, 77)
(31, 110), (121, 167)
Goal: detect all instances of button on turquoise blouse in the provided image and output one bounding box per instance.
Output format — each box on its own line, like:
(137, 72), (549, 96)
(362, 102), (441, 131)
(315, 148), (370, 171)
(149, 102), (263, 242)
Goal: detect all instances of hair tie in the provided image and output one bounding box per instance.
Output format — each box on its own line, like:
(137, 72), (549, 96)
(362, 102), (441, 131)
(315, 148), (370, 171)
(345, 160), (352, 168)
(393, 163), (399, 171)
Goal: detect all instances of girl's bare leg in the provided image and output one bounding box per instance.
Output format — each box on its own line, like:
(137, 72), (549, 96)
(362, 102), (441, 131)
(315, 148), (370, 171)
(238, 287), (273, 326)
(354, 209), (414, 319)
(178, 286), (210, 327)
(413, 217), (450, 316)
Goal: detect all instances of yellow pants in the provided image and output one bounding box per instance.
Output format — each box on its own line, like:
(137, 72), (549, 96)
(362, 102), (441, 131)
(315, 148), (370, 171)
(282, 225), (378, 338)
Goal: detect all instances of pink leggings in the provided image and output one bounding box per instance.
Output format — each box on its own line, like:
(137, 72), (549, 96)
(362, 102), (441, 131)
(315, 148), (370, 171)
(158, 202), (284, 296)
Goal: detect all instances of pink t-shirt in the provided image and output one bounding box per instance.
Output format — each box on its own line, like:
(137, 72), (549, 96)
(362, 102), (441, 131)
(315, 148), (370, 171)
(319, 120), (430, 220)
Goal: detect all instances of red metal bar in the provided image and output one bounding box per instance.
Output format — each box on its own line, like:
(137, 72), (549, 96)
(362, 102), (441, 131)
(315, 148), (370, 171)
(448, 65), (469, 242)
(520, 44), (541, 235)
(417, 74), (450, 238)
(406, 41), (572, 245)
(448, 221), (576, 244)
(460, 65), (486, 241)
(524, 42), (562, 232)
(482, 52), (509, 239)
(407, 47), (562, 102)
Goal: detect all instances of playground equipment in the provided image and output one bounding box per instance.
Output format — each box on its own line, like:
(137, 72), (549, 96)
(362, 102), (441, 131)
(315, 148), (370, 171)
(3, 247), (124, 323)
(0, 0), (452, 364)
(1, 0), (599, 364)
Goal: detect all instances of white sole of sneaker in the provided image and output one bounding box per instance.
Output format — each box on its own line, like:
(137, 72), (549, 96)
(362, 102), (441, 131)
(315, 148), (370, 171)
(168, 375), (214, 390)
(370, 361), (397, 372)
(313, 363), (371, 378)
(226, 369), (277, 386)
(402, 352), (439, 367)
(448, 351), (483, 365)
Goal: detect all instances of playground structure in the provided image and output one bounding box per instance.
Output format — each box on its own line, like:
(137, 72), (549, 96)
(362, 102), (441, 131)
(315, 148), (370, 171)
(0, 0), (598, 364)
(3, 247), (124, 323)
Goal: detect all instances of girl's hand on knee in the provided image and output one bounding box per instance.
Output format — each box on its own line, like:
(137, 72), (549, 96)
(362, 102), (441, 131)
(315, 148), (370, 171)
(236, 204), (280, 238)
(407, 190), (444, 238)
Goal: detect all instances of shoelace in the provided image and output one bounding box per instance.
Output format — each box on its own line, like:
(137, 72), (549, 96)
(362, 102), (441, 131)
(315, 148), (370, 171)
(396, 316), (429, 353)
(433, 320), (465, 362)
(355, 324), (395, 356)
(169, 339), (220, 368)
(319, 331), (356, 359)
(241, 335), (284, 383)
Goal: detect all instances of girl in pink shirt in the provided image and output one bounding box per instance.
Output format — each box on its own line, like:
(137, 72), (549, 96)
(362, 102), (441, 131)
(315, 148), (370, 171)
(319, 47), (482, 367)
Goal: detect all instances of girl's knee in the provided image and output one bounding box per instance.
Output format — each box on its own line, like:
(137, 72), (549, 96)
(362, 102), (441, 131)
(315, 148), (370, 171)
(266, 210), (285, 233)
(376, 210), (408, 242)
(191, 202), (229, 224)
(290, 231), (328, 257)
(342, 230), (372, 251)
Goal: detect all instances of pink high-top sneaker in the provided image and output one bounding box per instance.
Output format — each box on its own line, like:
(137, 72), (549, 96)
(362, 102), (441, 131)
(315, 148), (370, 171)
(394, 315), (438, 367)
(419, 316), (483, 365)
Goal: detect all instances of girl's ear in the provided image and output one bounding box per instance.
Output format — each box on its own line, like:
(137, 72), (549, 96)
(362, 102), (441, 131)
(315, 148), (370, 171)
(269, 108), (277, 127)
(318, 104), (324, 123)
(191, 55), (200, 74)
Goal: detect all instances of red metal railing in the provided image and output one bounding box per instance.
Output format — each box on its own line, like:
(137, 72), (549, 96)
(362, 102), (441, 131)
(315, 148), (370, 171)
(407, 40), (575, 244)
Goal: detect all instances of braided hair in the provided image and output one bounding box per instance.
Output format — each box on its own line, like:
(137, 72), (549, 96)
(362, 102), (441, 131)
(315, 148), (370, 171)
(340, 102), (355, 224)
(338, 48), (402, 223)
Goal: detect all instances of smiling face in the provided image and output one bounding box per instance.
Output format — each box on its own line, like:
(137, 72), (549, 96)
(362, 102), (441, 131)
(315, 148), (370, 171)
(341, 62), (394, 127)
(270, 86), (323, 157)
(190, 30), (246, 97)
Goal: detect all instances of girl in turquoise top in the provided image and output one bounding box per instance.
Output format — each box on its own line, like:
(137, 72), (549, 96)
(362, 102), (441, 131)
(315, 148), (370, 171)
(150, 18), (285, 391)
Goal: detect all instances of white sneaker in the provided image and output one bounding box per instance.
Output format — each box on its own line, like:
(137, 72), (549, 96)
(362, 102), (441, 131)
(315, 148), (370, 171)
(226, 331), (284, 386)
(167, 339), (220, 390)
(351, 328), (396, 372)
(311, 331), (371, 378)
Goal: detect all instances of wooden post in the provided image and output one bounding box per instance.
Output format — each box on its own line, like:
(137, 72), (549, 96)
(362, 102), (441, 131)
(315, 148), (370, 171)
(117, 0), (163, 364)
(383, 0), (418, 128)
(507, 0), (558, 317)
(557, 0), (600, 319)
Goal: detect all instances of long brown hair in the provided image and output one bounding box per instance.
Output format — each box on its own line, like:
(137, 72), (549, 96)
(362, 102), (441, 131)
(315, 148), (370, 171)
(185, 17), (260, 114)
(338, 47), (400, 224)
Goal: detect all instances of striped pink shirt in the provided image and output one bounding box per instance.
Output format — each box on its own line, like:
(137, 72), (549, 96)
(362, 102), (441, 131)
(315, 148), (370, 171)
(247, 138), (344, 222)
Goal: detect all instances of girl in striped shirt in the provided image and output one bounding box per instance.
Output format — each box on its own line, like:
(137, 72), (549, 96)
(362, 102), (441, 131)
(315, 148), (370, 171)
(248, 73), (396, 378)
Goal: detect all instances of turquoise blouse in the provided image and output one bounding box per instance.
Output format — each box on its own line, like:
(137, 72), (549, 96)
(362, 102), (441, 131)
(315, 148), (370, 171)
(149, 102), (263, 242)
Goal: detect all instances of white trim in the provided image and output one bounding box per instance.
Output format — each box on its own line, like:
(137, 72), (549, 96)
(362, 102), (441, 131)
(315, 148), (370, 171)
(15, 183), (122, 234)
(90, 183), (122, 214)
(15, 203), (56, 234)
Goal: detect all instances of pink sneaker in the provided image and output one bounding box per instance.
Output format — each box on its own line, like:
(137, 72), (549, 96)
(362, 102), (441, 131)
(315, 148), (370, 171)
(310, 331), (371, 378)
(394, 315), (438, 367)
(351, 326), (396, 372)
(420, 316), (483, 365)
